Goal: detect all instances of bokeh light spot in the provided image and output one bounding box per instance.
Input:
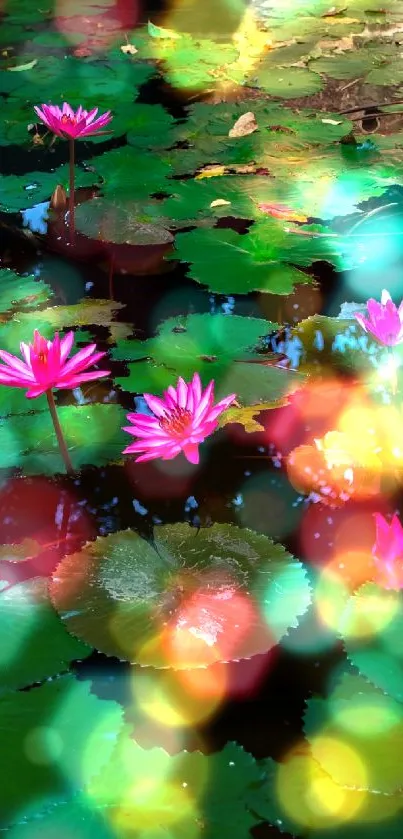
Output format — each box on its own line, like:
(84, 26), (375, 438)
(276, 747), (366, 829)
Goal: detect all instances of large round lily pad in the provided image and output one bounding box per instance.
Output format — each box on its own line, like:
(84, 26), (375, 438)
(50, 523), (311, 668)
(0, 578), (91, 694)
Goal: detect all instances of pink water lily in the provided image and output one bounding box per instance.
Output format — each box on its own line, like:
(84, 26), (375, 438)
(123, 373), (236, 464)
(0, 330), (109, 398)
(354, 289), (403, 347)
(34, 102), (113, 245)
(34, 102), (113, 139)
(372, 512), (403, 589)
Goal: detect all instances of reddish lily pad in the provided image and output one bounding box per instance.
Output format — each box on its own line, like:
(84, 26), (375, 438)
(50, 523), (311, 668)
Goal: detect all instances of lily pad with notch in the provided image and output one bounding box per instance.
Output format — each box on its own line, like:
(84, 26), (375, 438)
(112, 312), (305, 416)
(168, 226), (313, 295)
(50, 523), (311, 668)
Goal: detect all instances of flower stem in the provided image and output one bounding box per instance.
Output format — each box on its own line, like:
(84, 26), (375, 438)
(68, 137), (75, 245)
(46, 390), (74, 474)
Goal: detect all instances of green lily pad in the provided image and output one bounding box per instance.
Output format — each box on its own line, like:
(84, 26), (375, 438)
(342, 583), (403, 703)
(173, 99), (353, 149)
(253, 65), (323, 98)
(113, 312), (304, 412)
(116, 359), (304, 410)
(0, 97), (42, 146)
(2, 51), (153, 105)
(0, 165), (98, 213)
(304, 670), (403, 793)
(147, 33), (241, 90)
(0, 299), (125, 351)
(92, 147), (173, 201)
(121, 103), (176, 148)
(1, 0), (51, 25)
(162, 176), (277, 222)
(247, 749), (403, 838)
(0, 403), (127, 475)
(366, 60), (403, 86)
(0, 578), (91, 694)
(309, 51), (376, 80)
(89, 734), (261, 837)
(50, 523), (311, 668)
(0, 673), (123, 827)
(0, 269), (53, 314)
(113, 312), (273, 365)
(169, 227), (311, 294)
(115, 359), (178, 395)
(3, 740), (261, 838)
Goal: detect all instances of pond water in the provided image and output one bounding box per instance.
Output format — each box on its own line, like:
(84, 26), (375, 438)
(1, 0), (403, 837)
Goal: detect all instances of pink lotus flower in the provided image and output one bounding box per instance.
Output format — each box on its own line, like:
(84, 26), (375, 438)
(372, 512), (403, 589)
(0, 330), (110, 398)
(123, 373), (236, 464)
(34, 102), (113, 139)
(354, 290), (403, 347)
